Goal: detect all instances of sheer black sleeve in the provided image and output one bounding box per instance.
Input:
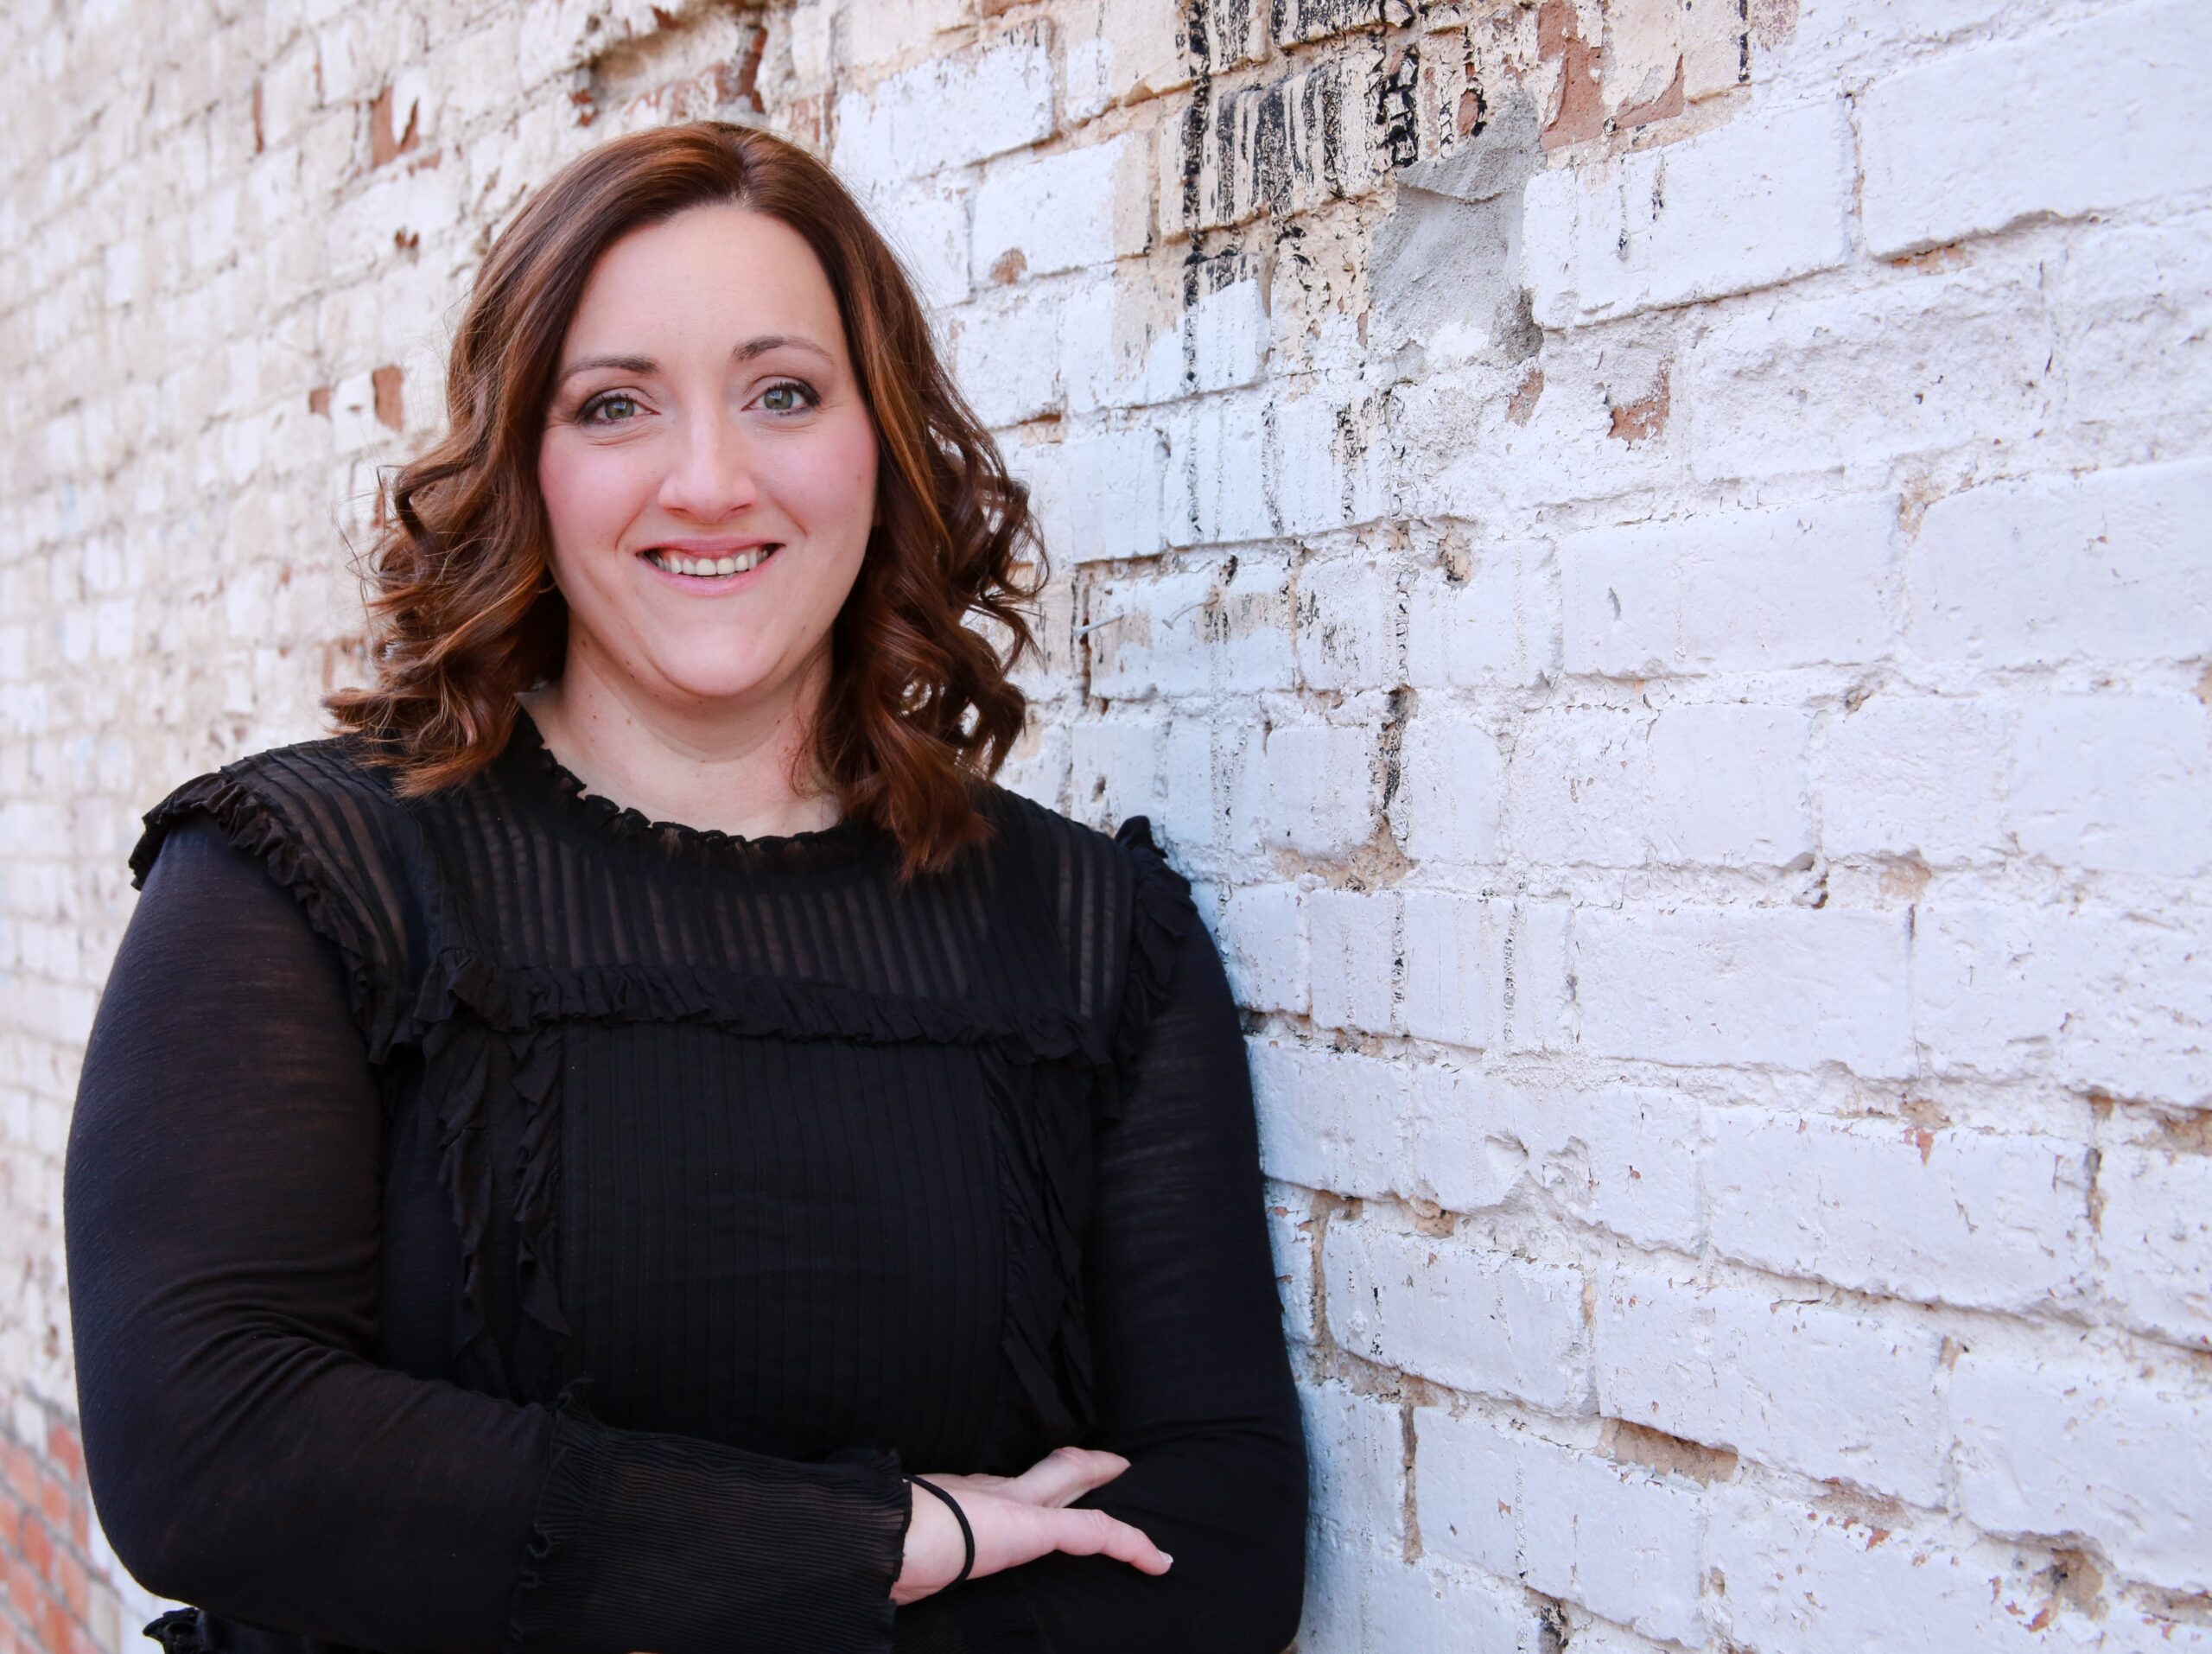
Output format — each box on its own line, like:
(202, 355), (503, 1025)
(920, 846), (1311, 1652)
(64, 817), (912, 1654)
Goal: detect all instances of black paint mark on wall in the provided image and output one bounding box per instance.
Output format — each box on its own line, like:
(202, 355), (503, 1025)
(1377, 43), (1419, 168)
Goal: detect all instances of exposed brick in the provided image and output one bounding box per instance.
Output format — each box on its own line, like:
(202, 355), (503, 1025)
(1417, 1408), (1706, 1644)
(1703, 1109), (2093, 1312)
(1577, 907), (1914, 1076)
(16, 2), (2212, 1646)
(2010, 691), (2212, 878)
(1594, 1269), (1949, 1504)
(1907, 459), (2212, 670)
(1859, 0), (2212, 257)
(1326, 1217), (1590, 1411)
(1523, 96), (1850, 327)
(1952, 1345), (2212, 1595)
(1814, 695), (2009, 865)
(1562, 495), (1897, 678)
(1912, 902), (2212, 1106)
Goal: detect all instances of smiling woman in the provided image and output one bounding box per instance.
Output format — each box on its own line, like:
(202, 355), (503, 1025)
(62, 120), (1308, 1654)
(525, 203), (883, 844)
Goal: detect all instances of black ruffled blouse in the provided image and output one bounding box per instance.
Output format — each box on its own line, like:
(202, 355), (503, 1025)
(62, 709), (1306, 1654)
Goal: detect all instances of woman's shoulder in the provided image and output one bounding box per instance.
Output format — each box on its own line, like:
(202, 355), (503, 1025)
(969, 782), (1205, 1076)
(129, 732), (410, 894)
(971, 781), (1192, 913)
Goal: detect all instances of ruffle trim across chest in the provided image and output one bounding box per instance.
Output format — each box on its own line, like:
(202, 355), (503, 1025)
(126, 750), (1192, 1078)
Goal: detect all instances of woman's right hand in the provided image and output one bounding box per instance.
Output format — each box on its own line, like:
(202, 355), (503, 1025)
(890, 1446), (1172, 1606)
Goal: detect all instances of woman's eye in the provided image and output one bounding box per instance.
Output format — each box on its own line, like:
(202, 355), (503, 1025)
(759, 380), (817, 415)
(581, 392), (640, 426)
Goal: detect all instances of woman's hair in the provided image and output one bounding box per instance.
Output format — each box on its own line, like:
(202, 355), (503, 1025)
(326, 119), (1042, 877)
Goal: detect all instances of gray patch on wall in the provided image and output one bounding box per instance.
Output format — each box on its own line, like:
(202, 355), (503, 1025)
(1368, 92), (1543, 371)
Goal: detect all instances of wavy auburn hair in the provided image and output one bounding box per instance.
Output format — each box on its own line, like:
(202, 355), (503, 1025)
(326, 120), (1043, 877)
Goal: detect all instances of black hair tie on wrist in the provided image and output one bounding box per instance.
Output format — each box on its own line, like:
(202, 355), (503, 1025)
(907, 1476), (975, 1587)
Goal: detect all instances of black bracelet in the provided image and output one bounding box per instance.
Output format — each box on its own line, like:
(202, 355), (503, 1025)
(907, 1476), (975, 1587)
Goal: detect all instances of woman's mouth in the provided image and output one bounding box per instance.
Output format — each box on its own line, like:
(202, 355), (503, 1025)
(642, 544), (780, 580)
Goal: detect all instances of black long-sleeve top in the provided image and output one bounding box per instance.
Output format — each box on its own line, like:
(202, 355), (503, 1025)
(62, 709), (1307, 1654)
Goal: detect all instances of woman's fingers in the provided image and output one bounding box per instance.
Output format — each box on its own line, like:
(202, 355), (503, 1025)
(1001, 1445), (1131, 1508)
(893, 1458), (1170, 1608)
(1039, 1504), (1173, 1574)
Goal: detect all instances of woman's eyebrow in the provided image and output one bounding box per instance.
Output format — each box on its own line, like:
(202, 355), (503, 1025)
(734, 334), (834, 365)
(556, 353), (656, 385)
(555, 336), (835, 386)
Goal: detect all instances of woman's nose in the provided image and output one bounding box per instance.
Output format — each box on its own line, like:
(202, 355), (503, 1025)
(657, 411), (761, 520)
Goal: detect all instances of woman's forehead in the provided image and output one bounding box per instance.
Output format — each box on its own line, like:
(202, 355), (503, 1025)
(564, 204), (845, 359)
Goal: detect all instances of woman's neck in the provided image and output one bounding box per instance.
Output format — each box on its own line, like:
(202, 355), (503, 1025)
(518, 654), (841, 841)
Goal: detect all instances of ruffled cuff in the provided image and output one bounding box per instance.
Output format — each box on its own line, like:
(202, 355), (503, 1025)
(505, 1394), (912, 1654)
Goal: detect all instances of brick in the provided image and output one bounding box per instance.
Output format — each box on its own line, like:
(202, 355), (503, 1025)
(1067, 713), (1164, 830)
(1250, 1040), (1404, 1199)
(1306, 888), (1397, 1035)
(1404, 1066), (1702, 1249)
(2011, 692), (2212, 878)
(829, 25), (1055, 185)
(1403, 550), (1560, 691)
(946, 279), (1069, 427)
(1217, 884), (1307, 1015)
(1417, 1406), (1704, 1643)
(1594, 1270), (1948, 1505)
(1646, 703), (1813, 867)
(1294, 555), (1399, 693)
(1814, 696), (2008, 865)
(1062, 0), (1190, 123)
(1302, 1382), (1404, 1546)
(861, 176), (970, 310)
(1325, 1217), (1590, 1410)
(1953, 1344), (2212, 1594)
(1325, 1551), (1539, 1654)
(1913, 902), (2212, 1106)
(1685, 256), (2058, 484)
(1162, 53), (1382, 239)
(1088, 561), (1258, 700)
(1707, 1485), (2072, 1654)
(971, 135), (1148, 283)
(1522, 96), (1850, 327)
(1577, 907), (1914, 1077)
(1265, 1183), (1319, 1343)
(833, 0), (968, 68)
(1040, 422), (1170, 565)
(1562, 494), (1897, 678)
(1229, 720), (1379, 858)
(1398, 890), (1491, 1051)
(1859, 0), (2212, 258)
(1392, 715), (1504, 867)
(1703, 1109), (2092, 1312)
(1500, 707), (1648, 867)
(1908, 460), (2212, 670)
(2097, 1143), (2212, 1350)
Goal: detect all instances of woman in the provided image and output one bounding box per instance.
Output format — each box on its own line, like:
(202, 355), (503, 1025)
(62, 121), (1307, 1653)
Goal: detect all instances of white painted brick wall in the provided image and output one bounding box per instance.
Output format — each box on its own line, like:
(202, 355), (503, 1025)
(10, 1), (2210, 1650)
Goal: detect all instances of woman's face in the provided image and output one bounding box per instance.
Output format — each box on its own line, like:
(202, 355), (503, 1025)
(537, 202), (879, 715)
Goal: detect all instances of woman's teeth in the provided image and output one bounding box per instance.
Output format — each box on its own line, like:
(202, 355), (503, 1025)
(646, 546), (773, 577)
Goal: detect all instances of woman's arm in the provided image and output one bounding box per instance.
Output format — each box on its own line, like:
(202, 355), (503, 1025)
(917, 882), (1311, 1652)
(65, 817), (910, 1654)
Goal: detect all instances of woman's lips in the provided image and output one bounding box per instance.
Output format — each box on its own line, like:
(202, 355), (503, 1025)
(638, 543), (782, 589)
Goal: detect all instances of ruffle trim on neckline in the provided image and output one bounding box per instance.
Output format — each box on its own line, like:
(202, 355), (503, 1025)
(500, 706), (883, 873)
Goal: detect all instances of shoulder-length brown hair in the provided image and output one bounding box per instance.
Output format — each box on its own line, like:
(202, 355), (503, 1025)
(327, 119), (1042, 877)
